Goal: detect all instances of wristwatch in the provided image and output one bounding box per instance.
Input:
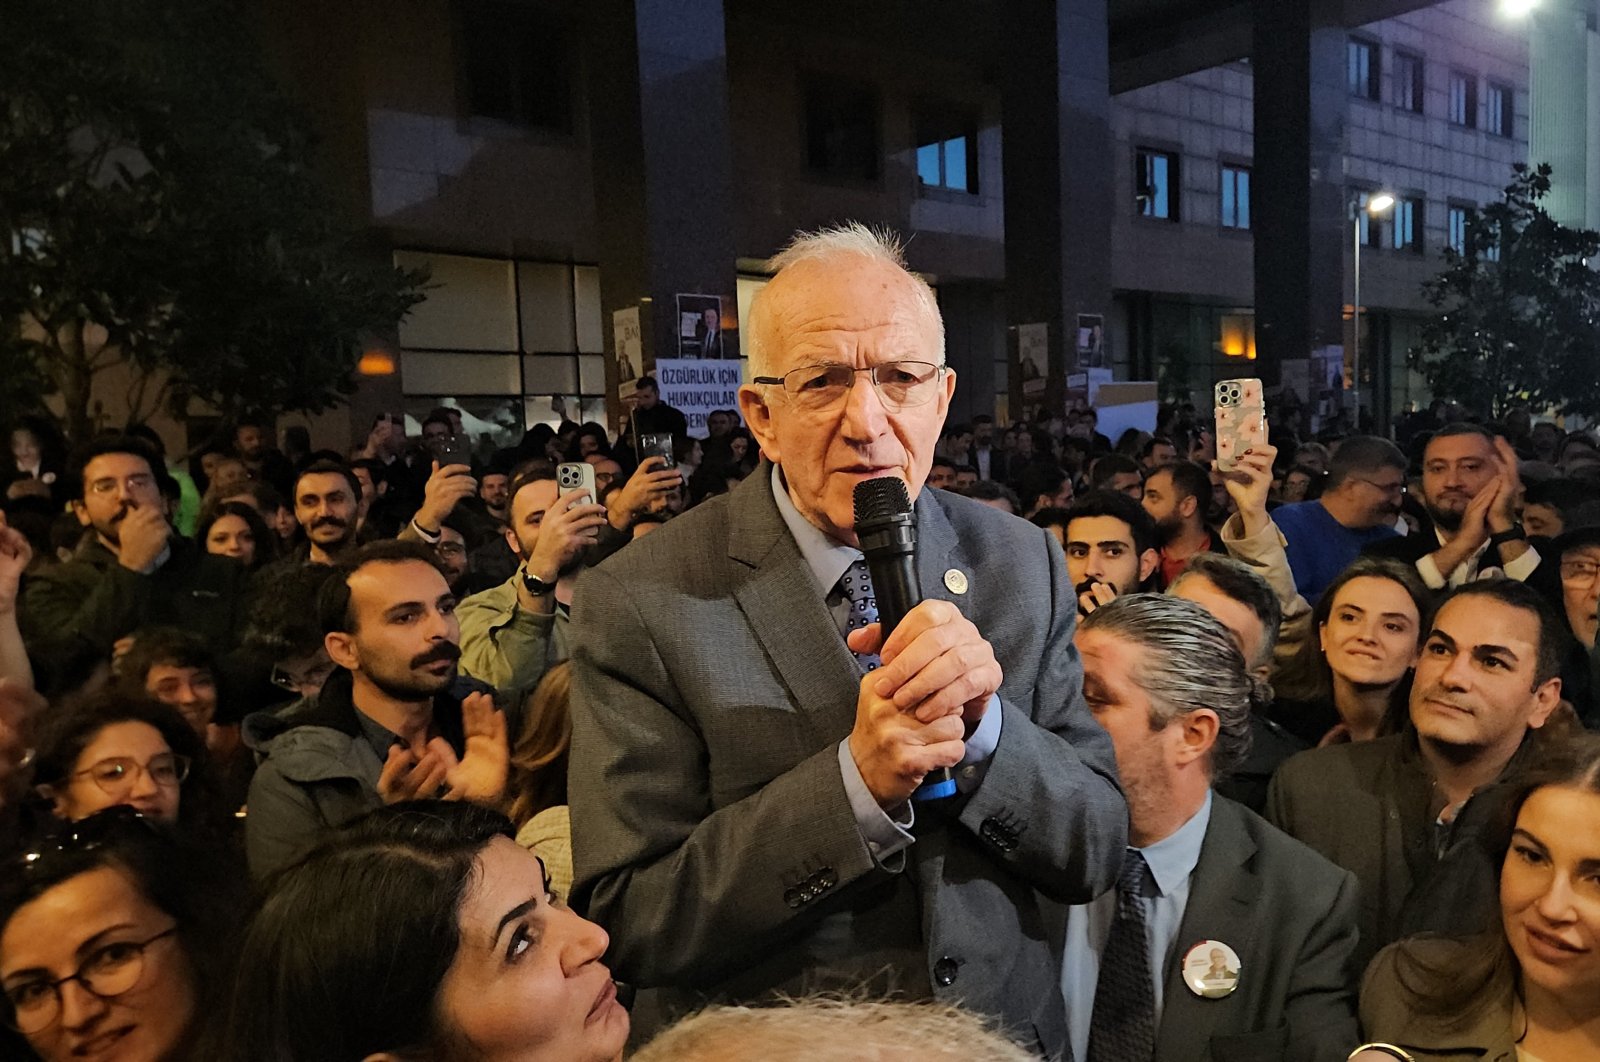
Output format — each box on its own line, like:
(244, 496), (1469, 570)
(1488, 524), (1526, 548)
(520, 570), (557, 596)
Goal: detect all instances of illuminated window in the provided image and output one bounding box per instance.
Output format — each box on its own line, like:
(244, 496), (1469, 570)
(1219, 313), (1257, 360)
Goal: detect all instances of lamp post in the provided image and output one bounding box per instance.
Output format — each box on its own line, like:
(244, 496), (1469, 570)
(1352, 192), (1395, 421)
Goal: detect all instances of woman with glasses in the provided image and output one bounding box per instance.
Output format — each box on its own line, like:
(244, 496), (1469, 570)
(1272, 557), (1433, 747)
(226, 800), (629, 1062)
(0, 807), (242, 1062)
(1353, 734), (1600, 1061)
(29, 694), (218, 833)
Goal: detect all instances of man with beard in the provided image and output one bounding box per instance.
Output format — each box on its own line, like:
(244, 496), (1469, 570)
(21, 436), (246, 659)
(1365, 424), (1539, 589)
(278, 461), (363, 568)
(1271, 436), (1406, 603)
(1140, 459), (1221, 588)
(233, 414), (295, 497)
(456, 469), (607, 695)
(242, 540), (510, 879)
(1267, 578), (1572, 973)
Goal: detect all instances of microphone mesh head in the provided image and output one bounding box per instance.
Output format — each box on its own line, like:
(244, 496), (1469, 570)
(854, 476), (912, 526)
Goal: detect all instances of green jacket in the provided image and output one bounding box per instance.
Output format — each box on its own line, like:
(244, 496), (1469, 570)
(21, 536), (247, 661)
(456, 572), (570, 698)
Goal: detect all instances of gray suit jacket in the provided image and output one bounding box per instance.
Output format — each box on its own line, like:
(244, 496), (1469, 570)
(1153, 797), (1361, 1062)
(568, 467), (1126, 1058)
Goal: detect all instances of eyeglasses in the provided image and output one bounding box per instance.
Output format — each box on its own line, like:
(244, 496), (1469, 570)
(753, 361), (946, 412)
(436, 542), (467, 558)
(86, 474), (156, 497)
(270, 660), (336, 693)
(66, 753), (190, 798)
(1560, 558), (1600, 585)
(1354, 477), (1408, 496)
(3, 926), (178, 1033)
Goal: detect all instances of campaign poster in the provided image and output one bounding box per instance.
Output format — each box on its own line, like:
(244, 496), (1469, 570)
(676, 294), (726, 359)
(613, 306), (643, 398)
(1076, 313), (1107, 369)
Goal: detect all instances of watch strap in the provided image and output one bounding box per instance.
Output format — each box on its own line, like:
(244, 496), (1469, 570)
(1488, 524), (1526, 548)
(521, 571), (556, 596)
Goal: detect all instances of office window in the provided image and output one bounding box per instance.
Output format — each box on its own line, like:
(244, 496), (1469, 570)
(1393, 51), (1425, 113)
(915, 109), (979, 194)
(459, 0), (574, 132)
(1220, 165), (1250, 229)
(1136, 148), (1179, 221)
(1392, 197), (1423, 253)
(1356, 190), (1385, 247)
(804, 80), (880, 181)
(1449, 72), (1477, 127)
(1348, 39), (1380, 100)
(1448, 205), (1468, 254)
(1487, 82), (1513, 136)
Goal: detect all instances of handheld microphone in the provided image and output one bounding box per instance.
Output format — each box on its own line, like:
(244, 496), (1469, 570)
(853, 477), (956, 801)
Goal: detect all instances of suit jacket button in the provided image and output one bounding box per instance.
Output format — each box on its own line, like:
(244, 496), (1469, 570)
(933, 956), (960, 987)
(783, 887), (802, 908)
(818, 868), (838, 889)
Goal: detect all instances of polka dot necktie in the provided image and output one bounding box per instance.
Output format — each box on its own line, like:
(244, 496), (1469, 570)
(838, 559), (881, 672)
(1087, 847), (1156, 1062)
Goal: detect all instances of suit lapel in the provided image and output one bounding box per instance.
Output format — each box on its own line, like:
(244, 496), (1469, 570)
(1154, 799), (1260, 1062)
(913, 489), (963, 611)
(727, 467), (864, 743)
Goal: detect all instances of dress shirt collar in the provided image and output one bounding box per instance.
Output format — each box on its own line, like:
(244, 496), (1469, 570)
(1137, 790), (1212, 897)
(770, 464), (861, 595)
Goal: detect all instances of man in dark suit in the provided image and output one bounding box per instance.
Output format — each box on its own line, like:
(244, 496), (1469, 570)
(568, 223), (1126, 1058)
(1071, 595), (1359, 1062)
(1267, 579), (1570, 973)
(1364, 424), (1542, 590)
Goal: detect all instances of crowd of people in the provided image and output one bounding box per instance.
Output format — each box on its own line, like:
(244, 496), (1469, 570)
(1, 221), (1598, 1061)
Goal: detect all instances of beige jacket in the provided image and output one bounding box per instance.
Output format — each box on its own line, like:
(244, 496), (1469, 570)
(1220, 512), (1314, 679)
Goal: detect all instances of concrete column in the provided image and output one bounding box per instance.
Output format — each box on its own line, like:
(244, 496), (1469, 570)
(1001, 0), (1113, 416)
(586, 0), (739, 424)
(1251, 0), (1347, 392)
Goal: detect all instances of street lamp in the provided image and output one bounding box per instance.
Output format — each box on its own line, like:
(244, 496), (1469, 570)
(1352, 192), (1395, 420)
(1499, 0), (1539, 17)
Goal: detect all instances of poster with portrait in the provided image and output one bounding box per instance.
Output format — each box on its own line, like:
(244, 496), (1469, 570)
(1017, 322), (1048, 399)
(613, 306), (643, 399)
(676, 294), (725, 359)
(1076, 313), (1107, 370)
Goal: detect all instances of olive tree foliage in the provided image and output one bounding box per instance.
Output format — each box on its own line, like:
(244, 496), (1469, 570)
(0, 0), (426, 444)
(1410, 163), (1600, 419)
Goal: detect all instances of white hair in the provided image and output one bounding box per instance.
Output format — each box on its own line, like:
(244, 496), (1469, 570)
(630, 998), (1039, 1062)
(746, 221), (945, 381)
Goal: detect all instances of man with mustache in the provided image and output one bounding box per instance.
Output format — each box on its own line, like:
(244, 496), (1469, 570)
(1270, 436), (1406, 604)
(1267, 578), (1572, 972)
(21, 435), (247, 660)
(242, 540), (509, 878)
(1366, 423), (1540, 589)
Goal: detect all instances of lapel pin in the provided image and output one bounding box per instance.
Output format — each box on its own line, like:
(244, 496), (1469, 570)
(943, 569), (969, 595)
(1182, 940), (1241, 999)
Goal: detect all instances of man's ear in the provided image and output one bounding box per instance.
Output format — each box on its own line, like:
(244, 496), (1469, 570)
(1174, 709), (1220, 767)
(738, 385), (780, 465)
(1180, 493), (1199, 521)
(1138, 548), (1160, 583)
(325, 630), (359, 673)
(1526, 677), (1564, 730)
(503, 525), (521, 559)
(71, 500), (91, 528)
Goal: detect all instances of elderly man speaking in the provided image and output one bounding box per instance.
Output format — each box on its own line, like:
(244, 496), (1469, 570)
(568, 224), (1124, 1057)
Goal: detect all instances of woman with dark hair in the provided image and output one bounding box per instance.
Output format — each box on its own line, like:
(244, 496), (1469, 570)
(1271, 556), (1432, 746)
(195, 499), (275, 572)
(0, 807), (243, 1062)
(570, 422), (612, 461)
(226, 801), (628, 1062)
(29, 695), (221, 835)
(1354, 734), (1600, 1060)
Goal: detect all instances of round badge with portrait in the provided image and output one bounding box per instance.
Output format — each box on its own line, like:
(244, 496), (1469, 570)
(1181, 939), (1242, 999)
